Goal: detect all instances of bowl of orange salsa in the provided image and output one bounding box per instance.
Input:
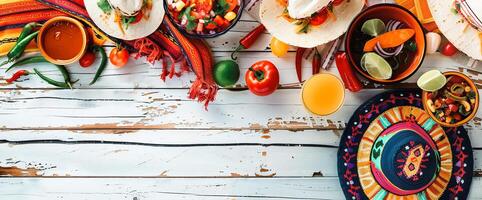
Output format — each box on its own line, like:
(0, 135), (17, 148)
(38, 16), (88, 65)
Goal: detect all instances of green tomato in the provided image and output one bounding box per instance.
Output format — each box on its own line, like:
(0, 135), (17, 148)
(213, 60), (240, 87)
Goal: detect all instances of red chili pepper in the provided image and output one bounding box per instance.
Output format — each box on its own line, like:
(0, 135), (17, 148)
(312, 49), (321, 75)
(6, 69), (29, 83)
(295, 47), (306, 83)
(231, 24), (266, 60)
(335, 52), (362, 92)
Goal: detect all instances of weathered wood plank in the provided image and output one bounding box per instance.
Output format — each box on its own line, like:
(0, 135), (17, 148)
(0, 142), (338, 177)
(0, 177), (343, 200)
(0, 129), (480, 177)
(0, 177), (481, 199)
(0, 89), (480, 130)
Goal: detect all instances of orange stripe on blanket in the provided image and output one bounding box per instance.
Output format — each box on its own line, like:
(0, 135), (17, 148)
(0, 0), (51, 16)
(0, 10), (66, 28)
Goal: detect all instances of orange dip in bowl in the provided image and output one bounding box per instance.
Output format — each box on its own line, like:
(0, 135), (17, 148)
(38, 16), (87, 65)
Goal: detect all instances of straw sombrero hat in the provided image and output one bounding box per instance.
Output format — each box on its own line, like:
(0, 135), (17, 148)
(337, 89), (473, 200)
(259, 0), (364, 48)
(85, 0), (164, 40)
(427, 0), (482, 60)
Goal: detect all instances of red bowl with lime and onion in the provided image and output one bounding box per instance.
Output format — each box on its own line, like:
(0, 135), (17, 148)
(422, 71), (479, 127)
(345, 4), (426, 84)
(164, 0), (244, 38)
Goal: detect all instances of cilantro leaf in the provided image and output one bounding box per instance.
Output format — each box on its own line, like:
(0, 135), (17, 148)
(179, 6), (192, 20)
(97, 0), (112, 14)
(122, 16), (136, 30)
(214, 0), (230, 15)
(179, 6), (197, 32)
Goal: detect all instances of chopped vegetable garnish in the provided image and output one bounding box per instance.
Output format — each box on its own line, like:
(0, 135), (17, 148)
(168, 0), (239, 34)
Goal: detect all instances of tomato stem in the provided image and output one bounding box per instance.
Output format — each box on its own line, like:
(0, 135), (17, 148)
(249, 67), (264, 81)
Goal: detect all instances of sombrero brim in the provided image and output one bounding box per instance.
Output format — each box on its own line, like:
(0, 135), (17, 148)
(259, 0), (364, 48)
(84, 0), (164, 40)
(427, 0), (482, 60)
(337, 89), (473, 200)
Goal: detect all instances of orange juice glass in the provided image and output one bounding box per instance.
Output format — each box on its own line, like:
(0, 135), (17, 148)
(301, 73), (345, 116)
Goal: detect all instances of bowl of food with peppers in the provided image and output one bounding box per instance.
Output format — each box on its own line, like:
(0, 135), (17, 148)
(421, 71), (479, 127)
(164, 0), (244, 38)
(345, 4), (426, 84)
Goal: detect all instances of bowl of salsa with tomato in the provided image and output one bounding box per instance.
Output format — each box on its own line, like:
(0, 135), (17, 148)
(422, 71), (479, 127)
(164, 0), (243, 38)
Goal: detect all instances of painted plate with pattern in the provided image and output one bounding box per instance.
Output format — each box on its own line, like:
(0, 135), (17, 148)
(337, 89), (473, 200)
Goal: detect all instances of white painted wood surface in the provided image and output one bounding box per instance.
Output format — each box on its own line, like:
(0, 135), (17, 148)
(0, 11), (481, 199)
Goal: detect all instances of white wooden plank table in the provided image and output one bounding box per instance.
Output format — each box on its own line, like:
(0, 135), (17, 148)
(0, 13), (482, 199)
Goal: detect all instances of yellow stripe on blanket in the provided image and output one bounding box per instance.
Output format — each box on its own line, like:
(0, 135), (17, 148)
(0, 28), (38, 57)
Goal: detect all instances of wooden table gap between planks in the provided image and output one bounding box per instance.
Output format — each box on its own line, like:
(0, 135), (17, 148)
(0, 13), (482, 199)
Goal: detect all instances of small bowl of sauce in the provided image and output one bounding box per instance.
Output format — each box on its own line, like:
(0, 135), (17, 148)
(38, 16), (88, 65)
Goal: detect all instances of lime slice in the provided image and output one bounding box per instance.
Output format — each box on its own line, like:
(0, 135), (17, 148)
(360, 53), (367, 71)
(417, 70), (447, 92)
(361, 53), (392, 80)
(361, 19), (385, 37)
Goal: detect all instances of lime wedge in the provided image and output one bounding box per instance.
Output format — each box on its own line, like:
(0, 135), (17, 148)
(361, 53), (392, 80)
(417, 70), (447, 92)
(361, 19), (385, 37)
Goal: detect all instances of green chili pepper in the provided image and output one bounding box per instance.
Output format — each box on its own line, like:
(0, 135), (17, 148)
(56, 65), (74, 89)
(33, 65), (73, 89)
(34, 68), (70, 88)
(89, 46), (107, 85)
(17, 22), (42, 43)
(1, 31), (39, 66)
(5, 56), (47, 72)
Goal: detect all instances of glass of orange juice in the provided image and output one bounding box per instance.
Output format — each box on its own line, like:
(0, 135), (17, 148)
(301, 73), (345, 116)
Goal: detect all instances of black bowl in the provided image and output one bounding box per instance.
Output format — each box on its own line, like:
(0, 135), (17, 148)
(163, 0), (244, 38)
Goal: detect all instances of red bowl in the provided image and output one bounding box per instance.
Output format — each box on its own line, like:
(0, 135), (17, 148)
(345, 4), (426, 84)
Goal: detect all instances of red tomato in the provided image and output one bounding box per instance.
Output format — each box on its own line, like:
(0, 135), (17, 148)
(448, 104), (459, 112)
(226, 0), (238, 12)
(205, 23), (217, 30)
(332, 0), (344, 6)
(310, 8), (328, 26)
(445, 98), (455, 104)
(440, 42), (458, 56)
(214, 15), (225, 26)
(245, 60), (280, 96)
(131, 10), (144, 25)
(109, 47), (129, 67)
(79, 51), (96, 68)
(193, 0), (213, 13)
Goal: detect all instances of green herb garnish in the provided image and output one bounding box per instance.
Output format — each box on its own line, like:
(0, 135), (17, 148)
(214, 0), (230, 15)
(180, 6), (196, 32)
(122, 16), (136, 29)
(97, 0), (112, 14)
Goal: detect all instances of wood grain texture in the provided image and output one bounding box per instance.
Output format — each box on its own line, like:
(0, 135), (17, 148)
(0, 89), (480, 130)
(1, 177), (482, 199)
(0, 129), (480, 177)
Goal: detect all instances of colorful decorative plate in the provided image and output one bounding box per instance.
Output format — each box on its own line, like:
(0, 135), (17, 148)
(337, 89), (473, 200)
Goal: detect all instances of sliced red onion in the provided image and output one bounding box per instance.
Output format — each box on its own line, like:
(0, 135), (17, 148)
(374, 42), (404, 58)
(385, 20), (404, 32)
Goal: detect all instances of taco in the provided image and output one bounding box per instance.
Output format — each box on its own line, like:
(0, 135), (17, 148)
(85, 0), (165, 40)
(260, 0), (364, 48)
(428, 0), (482, 60)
